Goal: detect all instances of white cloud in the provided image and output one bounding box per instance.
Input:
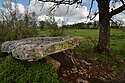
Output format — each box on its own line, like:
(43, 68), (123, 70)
(28, 0), (89, 24)
(0, 0), (94, 25)
(110, 1), (123, 10)
(112, 11), (125, 25)
(3, 1), (25, 14)
(1, 0), (125, 25)
(17, 3), (25, 14)
(37, 15), (64, 23)
(110, 1), (125, 25)
(0, 1), (25, 21)
(38, 15), (49, 21)
(38, 15), (64, 26)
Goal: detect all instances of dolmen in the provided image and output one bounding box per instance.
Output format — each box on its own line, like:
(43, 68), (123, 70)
(1, 36), (83, 61)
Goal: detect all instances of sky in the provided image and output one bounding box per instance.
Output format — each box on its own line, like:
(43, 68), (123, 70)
(0, 0), (29, 7)
(0, 0), (124, 25)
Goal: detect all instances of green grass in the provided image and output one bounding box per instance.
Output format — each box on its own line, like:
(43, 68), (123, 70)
(110, 29), (125, 54)
(64, 29), (125, 74)
(65, 29), (125, 52)
(38, 29), (125, 55)
(64, 29), (99, 38)
(38, 29), (125, 54)
(0, 28), (125, 83)
(38, 29), (51, 37)
(64, 29), (125, 68)
(0, 55), (60, 83)
(64, 29), (99, 53)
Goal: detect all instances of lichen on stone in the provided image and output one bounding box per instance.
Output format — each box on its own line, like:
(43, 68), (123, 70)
(1, 36), (83, 61)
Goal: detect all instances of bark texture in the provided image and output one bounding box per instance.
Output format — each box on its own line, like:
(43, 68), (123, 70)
(96, 0), (110, 52)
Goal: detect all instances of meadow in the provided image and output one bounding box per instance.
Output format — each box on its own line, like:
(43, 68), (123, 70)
(39, 29), (125, 55)
(0, 28), (125, 83)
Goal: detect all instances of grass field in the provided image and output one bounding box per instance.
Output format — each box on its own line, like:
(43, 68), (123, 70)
(38, 29), (125, 54)
(38, 29), (125, 65)
(0, 28), (125, 83)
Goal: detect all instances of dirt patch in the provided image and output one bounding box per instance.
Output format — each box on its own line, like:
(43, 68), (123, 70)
(51, 51), (125, 83)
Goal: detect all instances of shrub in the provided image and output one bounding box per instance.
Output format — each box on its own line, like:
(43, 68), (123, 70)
(49, 28), (64, 37)
(0, 55), (60, 83)
(0, 20), (38, 43)
(42, 17), (64, 37)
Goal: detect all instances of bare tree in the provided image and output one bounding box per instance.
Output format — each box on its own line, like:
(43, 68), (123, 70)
(2, 0), (21, 27)
(0, 9), (8, 25)
(38, 0), (125, 53)
(24, 9), (38, 28)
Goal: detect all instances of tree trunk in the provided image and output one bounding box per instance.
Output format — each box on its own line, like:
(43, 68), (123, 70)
(96, 0), (110, 53)
(97, 17), (110, 52)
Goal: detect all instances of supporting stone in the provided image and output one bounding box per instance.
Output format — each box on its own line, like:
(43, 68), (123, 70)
(45, 56), (61, 71)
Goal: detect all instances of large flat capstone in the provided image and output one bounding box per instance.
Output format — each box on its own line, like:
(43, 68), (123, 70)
(1, 36), (83, 61)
